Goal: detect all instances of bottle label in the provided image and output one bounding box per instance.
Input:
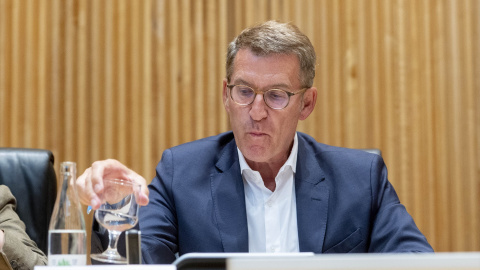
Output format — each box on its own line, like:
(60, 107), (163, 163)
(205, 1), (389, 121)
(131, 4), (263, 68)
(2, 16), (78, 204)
(48, 254), (86, 266)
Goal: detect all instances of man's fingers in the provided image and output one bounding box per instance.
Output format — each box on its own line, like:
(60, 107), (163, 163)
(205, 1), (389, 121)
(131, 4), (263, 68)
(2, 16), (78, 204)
(76, 159), (150, 209)
(89, 161), (107, 196)
(76, 167), (101, 209)
(138, 183), (150, 206)
(127, 171), (149, 206)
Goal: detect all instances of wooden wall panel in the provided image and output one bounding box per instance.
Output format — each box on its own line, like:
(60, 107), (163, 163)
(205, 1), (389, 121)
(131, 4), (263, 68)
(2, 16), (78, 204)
(1, 0), (479, 258)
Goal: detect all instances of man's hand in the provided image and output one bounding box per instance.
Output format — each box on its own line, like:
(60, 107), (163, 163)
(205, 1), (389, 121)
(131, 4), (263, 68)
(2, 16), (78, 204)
(76, 159), (149, 210)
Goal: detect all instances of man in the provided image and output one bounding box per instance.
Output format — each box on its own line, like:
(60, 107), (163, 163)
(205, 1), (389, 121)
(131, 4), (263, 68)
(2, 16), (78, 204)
(0, 185), (47, 270)
(77, 20), (433, 264)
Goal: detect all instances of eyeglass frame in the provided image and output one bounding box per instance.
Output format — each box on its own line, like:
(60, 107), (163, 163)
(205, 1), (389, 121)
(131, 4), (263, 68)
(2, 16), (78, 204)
(226, 84), (308, 110)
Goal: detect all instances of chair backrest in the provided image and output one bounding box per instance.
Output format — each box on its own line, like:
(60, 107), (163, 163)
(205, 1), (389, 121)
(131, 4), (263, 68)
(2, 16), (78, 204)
(0, 148), (57, 254)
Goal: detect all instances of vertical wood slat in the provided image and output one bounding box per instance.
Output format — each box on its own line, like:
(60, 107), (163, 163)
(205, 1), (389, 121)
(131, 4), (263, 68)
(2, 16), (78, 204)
(395, 0), (410, 207)
(0, 0), (479, 255)
(142, 0), (153, 180)
(315, 0), (328, 142)
(89, 0), (102, 161)
(446, 0), (464, 251)
(38, 0), (48, 149)
(65, 0), (76, 161)
(473, 0), (480, 251)
(180, 0), (191, 143)
(115, 0), (124, 160)
(10, 0), (21, 146)
(104, 0), (114, 159)
(217, 0), (229, 133)
(405, 0), (419, 222)
(47, 0), (61, 158)
(460, 0), (478, 250)
(419, 0), (437, 248)
(206, 0), (218, 135)
(432, 0), (451, 250)
(0, 0), (5, 146)
(343, 0), (356, 148)
(24, 0), (35, 147)
(168, 0), (179, 147)
(379, 0), (395, 194)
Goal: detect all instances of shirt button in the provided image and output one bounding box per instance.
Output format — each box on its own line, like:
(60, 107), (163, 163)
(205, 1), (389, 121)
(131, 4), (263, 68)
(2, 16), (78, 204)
(270, 247), (276, 252)
(266, 202), (272, 207)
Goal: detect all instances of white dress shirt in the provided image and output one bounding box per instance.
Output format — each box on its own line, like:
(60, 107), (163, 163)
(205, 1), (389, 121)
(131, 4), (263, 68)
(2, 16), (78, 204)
(238, 133), (300, 253)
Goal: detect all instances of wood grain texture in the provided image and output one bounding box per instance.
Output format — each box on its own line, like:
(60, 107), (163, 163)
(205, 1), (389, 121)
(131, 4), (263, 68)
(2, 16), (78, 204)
(0, 0), (479, 256)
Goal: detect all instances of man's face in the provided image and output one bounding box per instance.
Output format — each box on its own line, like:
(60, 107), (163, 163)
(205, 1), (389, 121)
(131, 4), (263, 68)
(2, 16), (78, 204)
(223, 48), (317, 166)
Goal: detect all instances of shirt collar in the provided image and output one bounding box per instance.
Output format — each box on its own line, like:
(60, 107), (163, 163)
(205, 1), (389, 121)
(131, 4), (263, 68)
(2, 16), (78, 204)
(237, 132), (298, 174)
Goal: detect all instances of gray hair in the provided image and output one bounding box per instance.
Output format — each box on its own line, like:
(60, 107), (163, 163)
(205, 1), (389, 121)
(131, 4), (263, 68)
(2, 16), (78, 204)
(226, 20), (316, 88)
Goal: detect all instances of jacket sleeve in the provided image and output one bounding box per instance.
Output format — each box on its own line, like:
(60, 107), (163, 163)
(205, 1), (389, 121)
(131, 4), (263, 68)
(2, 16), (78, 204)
(368, 156), (433, 252)
(0, 185), (48, 270)
(139, 149), (179, 264)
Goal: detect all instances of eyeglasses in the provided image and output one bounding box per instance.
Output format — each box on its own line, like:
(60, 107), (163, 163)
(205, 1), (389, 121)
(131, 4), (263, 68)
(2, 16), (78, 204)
(226, 84), (308, 110)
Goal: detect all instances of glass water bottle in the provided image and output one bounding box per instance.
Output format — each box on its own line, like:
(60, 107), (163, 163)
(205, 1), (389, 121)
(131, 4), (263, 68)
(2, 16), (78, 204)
(48, 161), (87, 266)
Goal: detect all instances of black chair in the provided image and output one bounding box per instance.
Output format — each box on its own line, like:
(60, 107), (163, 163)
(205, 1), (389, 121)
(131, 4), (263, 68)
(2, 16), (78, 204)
(0, 148), (57, 254)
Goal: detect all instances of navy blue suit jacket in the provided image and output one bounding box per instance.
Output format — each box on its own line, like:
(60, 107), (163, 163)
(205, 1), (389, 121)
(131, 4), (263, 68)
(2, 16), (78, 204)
(92, 131), (433, 264)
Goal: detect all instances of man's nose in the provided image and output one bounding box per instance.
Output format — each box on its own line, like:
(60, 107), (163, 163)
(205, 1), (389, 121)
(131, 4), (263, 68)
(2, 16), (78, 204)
(249, 94), (268, 121)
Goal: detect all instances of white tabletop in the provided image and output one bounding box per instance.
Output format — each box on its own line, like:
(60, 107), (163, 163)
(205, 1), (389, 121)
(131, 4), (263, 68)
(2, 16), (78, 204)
(35, 265), (175, 270)
(227, 252), (480, 270)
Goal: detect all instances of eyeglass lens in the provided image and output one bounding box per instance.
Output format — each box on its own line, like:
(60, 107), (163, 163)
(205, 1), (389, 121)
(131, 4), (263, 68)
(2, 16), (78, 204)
(231, 85), (289, 109)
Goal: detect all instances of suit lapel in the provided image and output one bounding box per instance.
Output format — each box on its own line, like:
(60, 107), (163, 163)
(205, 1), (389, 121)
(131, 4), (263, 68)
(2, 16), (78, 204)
(210, 140), (249, 252)
(295, 134), (329, 253)
(209, 133), (329, 253)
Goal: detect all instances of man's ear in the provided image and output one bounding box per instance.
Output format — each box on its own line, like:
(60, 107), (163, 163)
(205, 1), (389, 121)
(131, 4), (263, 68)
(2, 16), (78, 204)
(222, 79), (230, 112)
(299, 87), (317, 120)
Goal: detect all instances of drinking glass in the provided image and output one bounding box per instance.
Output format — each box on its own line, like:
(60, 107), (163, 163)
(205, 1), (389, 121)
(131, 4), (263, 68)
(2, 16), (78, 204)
(90, 179), (140, 264)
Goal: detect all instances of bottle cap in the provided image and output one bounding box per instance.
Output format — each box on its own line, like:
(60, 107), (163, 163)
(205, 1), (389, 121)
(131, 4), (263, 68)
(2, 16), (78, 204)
(60, 161), (76, 175)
